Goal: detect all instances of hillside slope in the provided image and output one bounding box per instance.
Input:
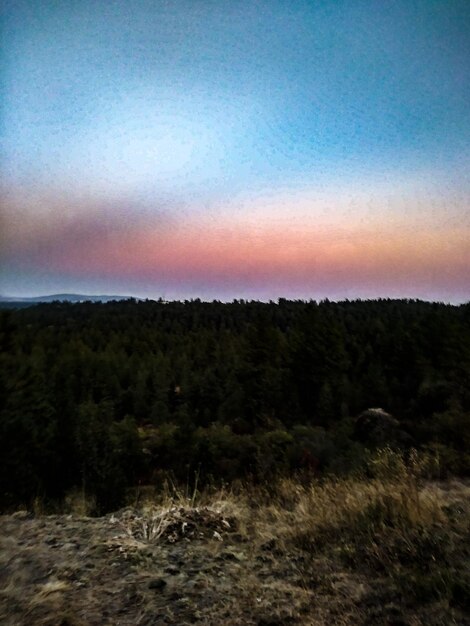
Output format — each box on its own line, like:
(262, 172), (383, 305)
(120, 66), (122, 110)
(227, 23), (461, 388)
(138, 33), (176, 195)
(1, 474), (469, 625)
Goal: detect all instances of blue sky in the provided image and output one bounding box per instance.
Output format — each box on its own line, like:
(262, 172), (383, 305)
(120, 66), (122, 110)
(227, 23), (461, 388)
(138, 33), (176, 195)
(2, 0), (469, 301)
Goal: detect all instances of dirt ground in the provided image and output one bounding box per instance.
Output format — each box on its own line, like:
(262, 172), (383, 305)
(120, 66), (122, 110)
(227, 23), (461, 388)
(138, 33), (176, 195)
(0, 481), (469, 625)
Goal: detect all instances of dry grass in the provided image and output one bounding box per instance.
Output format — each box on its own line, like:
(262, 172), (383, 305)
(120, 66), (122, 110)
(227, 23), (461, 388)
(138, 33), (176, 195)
(63, 489), (96, 517)
(2, 449), (469, 625)
(179, 447), (469, 617)
(240, 449), (470, 615)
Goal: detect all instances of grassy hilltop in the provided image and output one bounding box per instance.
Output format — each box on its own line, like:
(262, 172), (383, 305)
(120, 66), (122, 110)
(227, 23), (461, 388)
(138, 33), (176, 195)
(1, 451), (469, 625)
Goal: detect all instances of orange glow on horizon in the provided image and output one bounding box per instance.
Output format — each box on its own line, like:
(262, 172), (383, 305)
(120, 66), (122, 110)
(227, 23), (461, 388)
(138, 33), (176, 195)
(3, 182), (468, 299)
(28, 216), (468, 293)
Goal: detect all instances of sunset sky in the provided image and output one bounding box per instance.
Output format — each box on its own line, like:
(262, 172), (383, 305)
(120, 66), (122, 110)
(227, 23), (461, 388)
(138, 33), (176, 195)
(2, 0), (469, 302)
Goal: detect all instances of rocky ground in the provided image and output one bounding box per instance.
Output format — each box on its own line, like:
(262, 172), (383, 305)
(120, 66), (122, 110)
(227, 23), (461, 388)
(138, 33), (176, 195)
(0, 478), (469, 625)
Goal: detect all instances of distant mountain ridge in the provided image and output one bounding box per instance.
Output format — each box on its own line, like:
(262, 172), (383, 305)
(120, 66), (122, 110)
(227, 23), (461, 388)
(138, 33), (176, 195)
(0, 293), (136, 304)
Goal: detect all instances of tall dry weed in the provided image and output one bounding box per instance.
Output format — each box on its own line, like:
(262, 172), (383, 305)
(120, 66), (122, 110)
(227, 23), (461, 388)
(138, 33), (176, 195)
(247, 449), (446, 553)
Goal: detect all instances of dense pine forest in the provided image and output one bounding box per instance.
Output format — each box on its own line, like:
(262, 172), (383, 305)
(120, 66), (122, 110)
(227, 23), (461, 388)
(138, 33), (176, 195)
(1, 298), (469, 513)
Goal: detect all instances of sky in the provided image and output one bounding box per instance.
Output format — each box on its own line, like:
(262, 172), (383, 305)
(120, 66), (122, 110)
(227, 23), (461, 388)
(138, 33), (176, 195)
(1, 0), (469, 302)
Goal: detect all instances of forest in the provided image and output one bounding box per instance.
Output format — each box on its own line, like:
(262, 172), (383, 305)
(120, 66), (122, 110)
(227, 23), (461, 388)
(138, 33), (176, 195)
(1, 298), (469, 513)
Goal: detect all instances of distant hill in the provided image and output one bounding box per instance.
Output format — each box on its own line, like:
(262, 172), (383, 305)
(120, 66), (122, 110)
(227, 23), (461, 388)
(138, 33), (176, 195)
(0, 293), (137, 306)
